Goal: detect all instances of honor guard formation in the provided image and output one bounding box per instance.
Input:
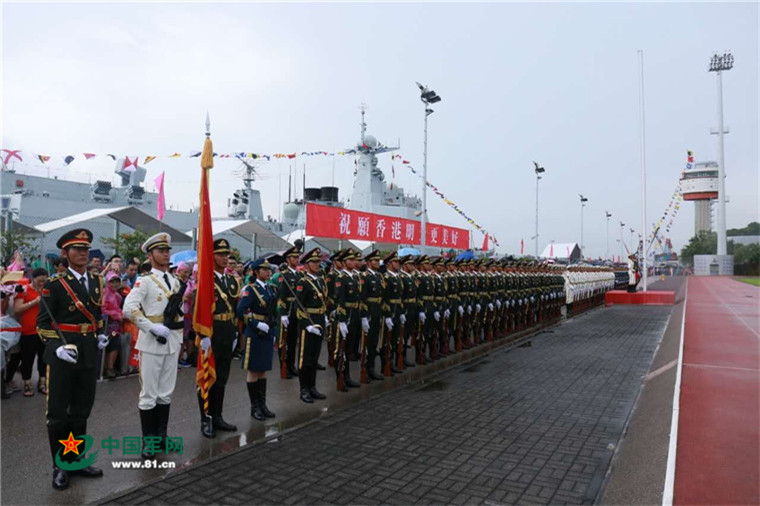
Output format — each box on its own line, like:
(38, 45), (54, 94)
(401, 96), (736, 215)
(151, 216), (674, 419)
(0, 227), (623, 491)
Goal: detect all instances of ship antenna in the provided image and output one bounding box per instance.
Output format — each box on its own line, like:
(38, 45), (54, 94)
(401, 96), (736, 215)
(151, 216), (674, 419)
(360, 103), (368, 144)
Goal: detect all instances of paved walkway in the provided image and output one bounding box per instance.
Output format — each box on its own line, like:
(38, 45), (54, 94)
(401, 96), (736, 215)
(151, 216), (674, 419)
(106, 305), (671, 505)
(673, 277), (760, 505)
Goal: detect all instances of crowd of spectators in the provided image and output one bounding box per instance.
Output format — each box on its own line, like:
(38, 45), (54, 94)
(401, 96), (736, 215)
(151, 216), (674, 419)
(0, 250), (253, 399)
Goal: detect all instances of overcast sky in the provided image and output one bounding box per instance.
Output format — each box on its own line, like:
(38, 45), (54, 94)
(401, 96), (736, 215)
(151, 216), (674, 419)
(2, 1), (757, 258)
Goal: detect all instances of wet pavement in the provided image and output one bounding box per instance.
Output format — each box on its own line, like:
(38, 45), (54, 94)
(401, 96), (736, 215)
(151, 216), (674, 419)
(1, 315), (541, 505)
(99, 304), (671, 505)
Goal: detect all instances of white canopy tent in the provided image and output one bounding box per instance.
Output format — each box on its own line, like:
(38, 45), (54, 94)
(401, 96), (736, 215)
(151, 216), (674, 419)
(540, 242), (581, 262)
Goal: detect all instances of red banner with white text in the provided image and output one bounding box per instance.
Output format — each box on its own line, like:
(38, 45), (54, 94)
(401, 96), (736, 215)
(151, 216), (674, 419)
(305, 203), (469, 250)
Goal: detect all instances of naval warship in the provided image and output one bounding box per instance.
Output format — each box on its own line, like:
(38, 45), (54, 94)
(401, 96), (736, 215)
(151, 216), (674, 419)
(1, 109), (424, 258)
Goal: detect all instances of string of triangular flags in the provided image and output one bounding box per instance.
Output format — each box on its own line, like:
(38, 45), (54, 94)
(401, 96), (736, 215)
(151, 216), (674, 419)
(647, 150), (690, 249)
(391, 154), (500, 247)
(0, 148), (362, 167)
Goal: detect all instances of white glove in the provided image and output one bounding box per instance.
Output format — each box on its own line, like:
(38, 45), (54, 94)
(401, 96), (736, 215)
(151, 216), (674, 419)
(56, 345), (77, 364)
(488, 303), (494, 312)
(400, 314), (406, 325)
(385, 317), (393, 330)
(150, 323), (171, 338)
(339, 322), (348, 337)
(476, 304), (482, 313)
(306, 325), (322, 336)
(496, 300), (502, 309)
(97, 334), (109, 350)
(444, 309), (450, 319)
(330, 310), (336, 318)
(467, 305), (472, 315)
(419, 312), (426, 323)
(256, 322), (270, 334)
(434, 311), (440, 322)
(200, 337), (212, 353)
(361, 317), (370, 333)
(530, 296), (535, 302)
(232, 338), (238, 351)
(458, 306), (464, 317)
(325, 315), (330, 328)
(281, 315), (289, 328)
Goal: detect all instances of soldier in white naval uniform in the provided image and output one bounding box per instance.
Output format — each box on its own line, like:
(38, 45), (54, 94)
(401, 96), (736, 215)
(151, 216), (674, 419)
(123, 233), (183, 459)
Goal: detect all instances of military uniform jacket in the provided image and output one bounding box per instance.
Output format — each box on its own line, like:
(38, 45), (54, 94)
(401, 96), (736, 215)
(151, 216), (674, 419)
(335, 271), (360, 324)
(400, 271), (417, 313)
(237, 280), (277, 337)
(214, 272), (240, 321)
(295, 273), (328, 329)
(414, 271), (435, 314)
(326, 268), (340, 314)
(123, 268), (183, 355)
(277, 267), (301, 318)
(382, 271), (403, 319)
(36, 269), (104, 369)
(360, 270), (385, 319)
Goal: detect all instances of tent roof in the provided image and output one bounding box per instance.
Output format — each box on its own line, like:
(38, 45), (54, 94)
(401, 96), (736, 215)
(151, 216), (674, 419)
(540, 243), (580, 259)
(188, 220), (292, 251)
(35, 206), (191, 242)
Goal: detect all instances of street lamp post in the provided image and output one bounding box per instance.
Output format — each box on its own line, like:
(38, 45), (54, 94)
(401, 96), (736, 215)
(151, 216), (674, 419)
(579, 194), (588, 261)
(605, 211), (612, 260)
(619, 221), (625, 259)
(533, 162), (545, 258)
(708, 52), (733, 257)
(416, 82), (441, 250)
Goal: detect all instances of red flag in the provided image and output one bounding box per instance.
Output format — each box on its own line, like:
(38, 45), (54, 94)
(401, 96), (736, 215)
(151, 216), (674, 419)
(83, 153), (96, 160)
(194, 122), (217, 412)
(154, 172), (166, 221)
(549, 243), (554, 257)
(123, 156), (138, 171)
(481, 233), (489, 251)
(520, 238), (524, 255)
(287, 153), (296, 159)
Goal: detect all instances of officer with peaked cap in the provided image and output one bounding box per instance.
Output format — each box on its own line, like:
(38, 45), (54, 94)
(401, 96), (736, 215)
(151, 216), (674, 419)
(333, 248), (361, 391)
(398, 255), (418, 368)
(123, 232), (183, 458)
(277, 243), (303, 379)
(201, 238), (241, 437)
(361, 249), (385, 381)
(37, 228), (106, 490)
(295, 247), (328, 403)
(382, 251), (404, 375)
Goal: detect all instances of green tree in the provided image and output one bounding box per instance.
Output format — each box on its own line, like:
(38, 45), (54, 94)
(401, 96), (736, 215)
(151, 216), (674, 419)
(680, 231), (716, 266)
(734, 243), (760, 267)
(727, 221), (760, 236)
(0, 226), (39, 266)
(101, 229), (149, 263)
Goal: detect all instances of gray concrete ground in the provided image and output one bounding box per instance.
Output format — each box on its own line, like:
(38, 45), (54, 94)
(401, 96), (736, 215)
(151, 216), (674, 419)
(1, 314), (540, 505)
(101, 304), (672, 506)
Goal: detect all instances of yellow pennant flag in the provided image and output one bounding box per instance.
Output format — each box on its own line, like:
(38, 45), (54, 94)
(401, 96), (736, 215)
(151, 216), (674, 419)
(144, 156), (157, 164)
(169, 153), (181, 158)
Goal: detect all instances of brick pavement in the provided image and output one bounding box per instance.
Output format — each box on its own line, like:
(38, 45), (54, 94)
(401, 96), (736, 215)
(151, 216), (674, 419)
(106, 305), (671, 505)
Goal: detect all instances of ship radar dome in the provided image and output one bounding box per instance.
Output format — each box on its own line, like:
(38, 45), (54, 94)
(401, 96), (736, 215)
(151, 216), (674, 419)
(283, 202), (300, 222)
(363, 135), (378, 149)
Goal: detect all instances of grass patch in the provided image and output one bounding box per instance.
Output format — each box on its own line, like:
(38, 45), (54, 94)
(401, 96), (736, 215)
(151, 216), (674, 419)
(736, 277), (760, 287)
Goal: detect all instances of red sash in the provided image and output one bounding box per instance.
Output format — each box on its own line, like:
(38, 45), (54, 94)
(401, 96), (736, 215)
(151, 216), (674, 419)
(57, 277), (98, 330)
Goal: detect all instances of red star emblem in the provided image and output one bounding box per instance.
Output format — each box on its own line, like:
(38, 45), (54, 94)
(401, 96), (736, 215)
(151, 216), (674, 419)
(59, 432), (84, 455)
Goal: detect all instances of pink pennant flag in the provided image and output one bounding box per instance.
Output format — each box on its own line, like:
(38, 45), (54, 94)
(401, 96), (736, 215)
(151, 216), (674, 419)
(83, 153), (96, 160)
(549, 243), (554, 257)
(520, 238), (524, 255)
(481, 233), (489, 251)
(154, 171), (166, 221)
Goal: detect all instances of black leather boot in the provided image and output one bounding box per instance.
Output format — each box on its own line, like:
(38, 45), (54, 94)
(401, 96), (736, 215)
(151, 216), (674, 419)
(139, 408), (156, 459)
(198, 393), (215, 439)
(248, 381), (265, 421)
(309, 367), (326, 399)
(211, 388), (237, 431)
(368, 368), (384, 381)
(155, 404), (170, 451)
(259, 379), (276, 418)
(344, 362), (360, 388)
(403, 345), (416, 367)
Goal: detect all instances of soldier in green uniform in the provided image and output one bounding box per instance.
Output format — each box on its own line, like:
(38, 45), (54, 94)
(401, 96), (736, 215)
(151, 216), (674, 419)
(360, 250), (385, 381)
(325, 251), (344, 370)
(381, 251), (403, 375)
(277, 244), (303, 379)
(333, 249), (361, 391)
(199, 239), (239, 438)
(414, 256), (434, 363)
(295, 247), (328, 403)
(36, 229), (107, 490)
(398, 255), (417, 368)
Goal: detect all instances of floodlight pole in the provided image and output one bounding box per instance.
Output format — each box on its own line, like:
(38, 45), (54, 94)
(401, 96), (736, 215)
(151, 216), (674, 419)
(709, 52), (733, 256)
(422, 105), (429, 249)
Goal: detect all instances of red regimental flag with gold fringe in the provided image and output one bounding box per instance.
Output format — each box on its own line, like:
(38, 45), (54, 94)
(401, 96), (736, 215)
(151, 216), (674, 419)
(193, 118), (217, 412)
